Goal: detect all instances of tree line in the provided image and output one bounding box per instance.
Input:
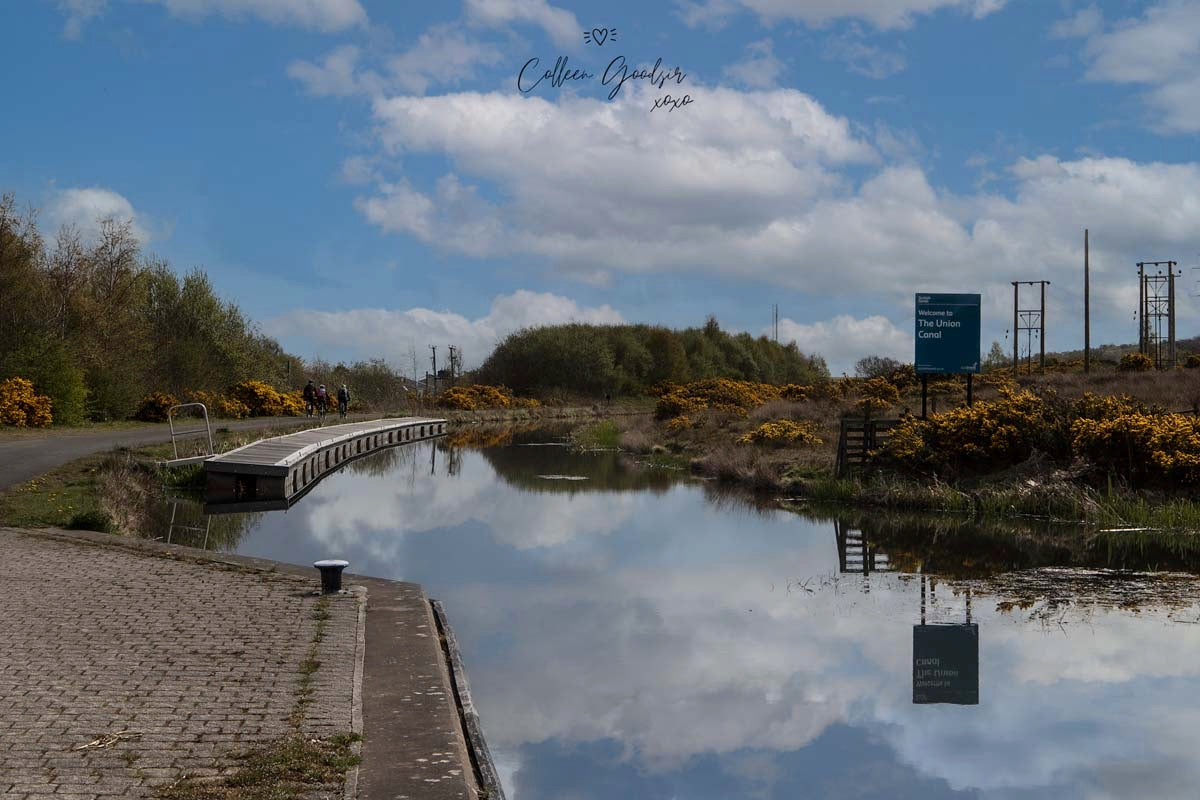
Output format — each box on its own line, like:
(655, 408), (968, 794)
(0, 193), (411, 423)
(1, 192), (831, 422)
(476, 318), (829, 396)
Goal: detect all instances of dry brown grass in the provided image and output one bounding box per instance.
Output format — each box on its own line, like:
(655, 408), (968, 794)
(616, 414), (656, 453)
(749, 399), (807, 422)
(95, 452), (157, 534)
(1020, 369), (1200, 412)
(697, 442), (779, 489)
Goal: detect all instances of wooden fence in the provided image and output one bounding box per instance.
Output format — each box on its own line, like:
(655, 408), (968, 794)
(836, 418), (900, 477)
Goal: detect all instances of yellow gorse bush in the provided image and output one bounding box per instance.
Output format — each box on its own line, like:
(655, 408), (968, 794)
(229, 380), (305, 417)
(883, 386), (1200, 487)
(134, 392), (179, 422)
(437, 385), (539, 411)
(779, 384), (811, 402)
(738, 419), (824, 446)
(665, 415), (693, 434)
(857, 377), (900, 416)
(183, 389), (252, 420)
(1071, 392), (1150, 421)
(1118, 352), (1154, 372)
(0, 377), (52, 427)
(655, 379), (781, 420)
(883, 386), (1055, 473)
(138, 384), (304, 420)
(1072, 412), (1200, 486)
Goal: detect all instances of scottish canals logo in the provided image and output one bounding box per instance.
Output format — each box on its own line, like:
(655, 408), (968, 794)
(517, 26), (693, 113)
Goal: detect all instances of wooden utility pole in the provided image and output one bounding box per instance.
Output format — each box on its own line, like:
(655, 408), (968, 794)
(1084, 229), (1090, 373)
(429, 345), (437, 395)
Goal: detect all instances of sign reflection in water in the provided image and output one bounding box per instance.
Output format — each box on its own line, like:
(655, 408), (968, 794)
(150, 436), (1200, 799)
(913, 577), (979, 706)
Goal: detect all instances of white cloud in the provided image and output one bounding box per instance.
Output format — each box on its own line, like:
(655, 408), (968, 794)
(722, 39), (785, 89)
(1065, 0), (1200, 133)
(386, 24), (504, 95)
(359, 86), (877, 280)
(46, 186), (152, 244)
(289, 27), (505, 99)
(1049, 4), (1102, 40)
(353, 179), (436, 239)
(463, 0), (578, 46)
(287, 45), (369, 97)
(776, 314), (911, 375)
(677, 0), (1006, 30)
(349, 77), (1200, 354)
(143, 0), (366, 31)
(62, 0), (366, 34)
(60, 0), (107, 39)
(823, 34), (907, 78)
(338, 155), (376, 185)
(262, 290), (624, 370)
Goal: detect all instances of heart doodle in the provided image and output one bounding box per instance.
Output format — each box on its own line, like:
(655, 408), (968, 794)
(583, 27), (617, 47)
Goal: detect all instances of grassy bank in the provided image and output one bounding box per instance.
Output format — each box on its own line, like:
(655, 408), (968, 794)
(592, 403), (1200, 533)
(0, 453), (110, 529)
(0, 419), (322, 532)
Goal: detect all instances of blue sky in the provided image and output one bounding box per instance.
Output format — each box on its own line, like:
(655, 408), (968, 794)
(5, 0), (1200, 373)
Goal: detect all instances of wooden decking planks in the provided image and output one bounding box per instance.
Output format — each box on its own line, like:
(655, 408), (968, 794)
(208, 418), (445, 473)
(205, 417), (448, 506)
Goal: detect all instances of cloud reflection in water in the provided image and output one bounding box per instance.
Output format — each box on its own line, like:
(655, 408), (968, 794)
(218, 440), (1200, 799)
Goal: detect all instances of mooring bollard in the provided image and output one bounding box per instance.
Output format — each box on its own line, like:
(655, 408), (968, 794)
(313, 559), (350, 594)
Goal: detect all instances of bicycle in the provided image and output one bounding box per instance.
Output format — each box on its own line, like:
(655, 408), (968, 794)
(316, 399), (328, 425)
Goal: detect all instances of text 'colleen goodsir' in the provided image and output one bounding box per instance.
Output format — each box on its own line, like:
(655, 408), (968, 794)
(517, 41), (692, 112)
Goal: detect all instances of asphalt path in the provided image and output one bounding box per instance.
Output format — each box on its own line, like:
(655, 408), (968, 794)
(0, 414), (377, 491)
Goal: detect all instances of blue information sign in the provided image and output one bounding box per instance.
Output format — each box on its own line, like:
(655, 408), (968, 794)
(915, 293), (980, 374)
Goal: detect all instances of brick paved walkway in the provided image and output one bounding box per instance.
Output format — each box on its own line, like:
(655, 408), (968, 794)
(0, 528), (361, 799)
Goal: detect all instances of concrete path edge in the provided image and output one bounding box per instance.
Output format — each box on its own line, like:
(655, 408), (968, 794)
(432, 599), (507, 800)
(10, 528), (488, 799)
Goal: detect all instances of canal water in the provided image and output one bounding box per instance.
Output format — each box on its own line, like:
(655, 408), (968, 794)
(160, 433), (1200, 799)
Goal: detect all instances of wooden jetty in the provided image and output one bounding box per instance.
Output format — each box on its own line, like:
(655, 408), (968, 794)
(205, 417), (447, 510)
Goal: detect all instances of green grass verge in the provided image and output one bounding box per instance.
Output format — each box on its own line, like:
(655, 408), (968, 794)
(0, 454), (112, 530)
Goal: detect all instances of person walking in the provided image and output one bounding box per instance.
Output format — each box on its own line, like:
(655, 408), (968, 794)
(302, 380), (316, 417)
(337, 384), (351, 419)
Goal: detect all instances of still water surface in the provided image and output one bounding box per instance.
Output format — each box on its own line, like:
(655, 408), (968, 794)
(164, 434), (1200, 799)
